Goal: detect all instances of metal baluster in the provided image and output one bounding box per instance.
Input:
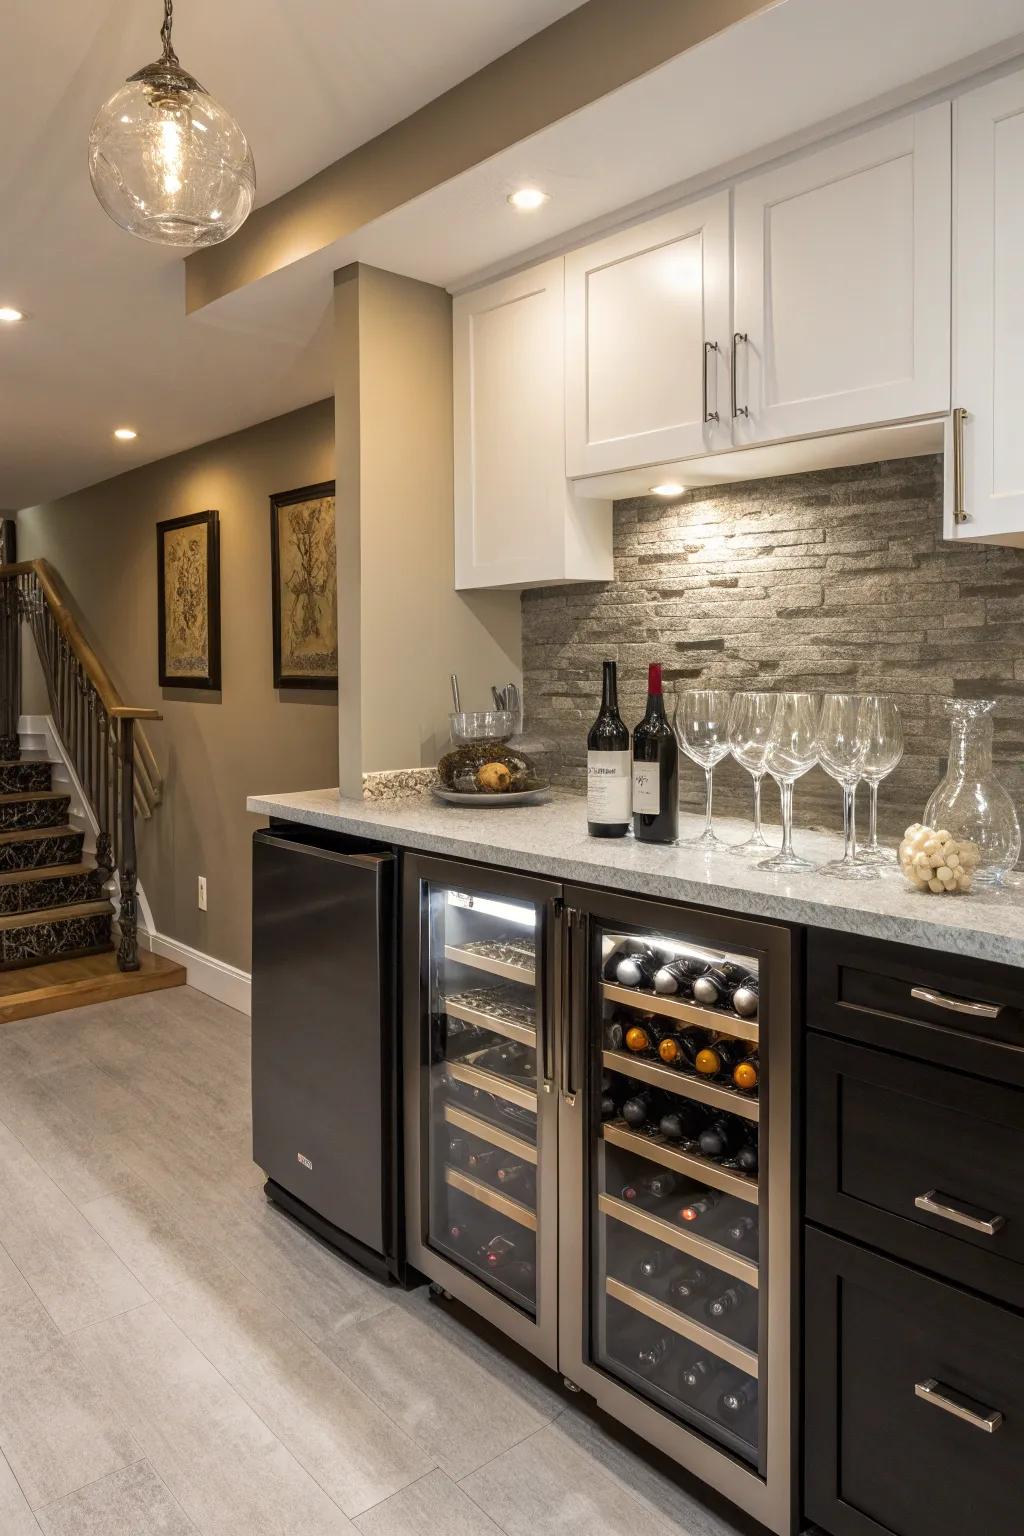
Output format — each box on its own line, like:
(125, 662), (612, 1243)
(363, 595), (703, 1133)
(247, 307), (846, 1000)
(116, 718), (140, 971)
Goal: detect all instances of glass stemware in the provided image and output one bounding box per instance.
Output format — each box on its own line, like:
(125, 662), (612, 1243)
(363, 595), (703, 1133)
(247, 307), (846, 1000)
(757, 692), (820, 874)
(857, 694), (904, 864)
(817, 693), (878, 880)
(675, 688), (732, 844)
(726, 691), (777, 856)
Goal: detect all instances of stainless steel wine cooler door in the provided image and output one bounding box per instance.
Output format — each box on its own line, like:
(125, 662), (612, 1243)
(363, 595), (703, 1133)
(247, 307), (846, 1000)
(558, 888), (797, 1536)
(403, 854), (562, 1368)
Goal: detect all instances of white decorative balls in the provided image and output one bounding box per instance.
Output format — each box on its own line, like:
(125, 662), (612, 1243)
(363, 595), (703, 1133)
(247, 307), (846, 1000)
(899, 823), (981, 894)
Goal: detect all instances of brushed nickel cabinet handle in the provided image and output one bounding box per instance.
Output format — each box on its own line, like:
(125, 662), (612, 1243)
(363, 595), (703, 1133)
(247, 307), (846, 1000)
(910, 986), (1002, 1019)
(560, 907), (578, 1106)
(915, 1189), (1005, 1236)
(915, 1378), (1003, 1433)
(703, 341), (720, 424)
(952, 406), (969, 524)
(731, 331), (749, 418)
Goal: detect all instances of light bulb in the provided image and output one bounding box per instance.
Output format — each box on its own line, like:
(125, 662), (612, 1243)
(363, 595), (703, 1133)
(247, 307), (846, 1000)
(0, 307), (25, 324)
(507, 187), (549, 211)
(650, 482), (685, 497)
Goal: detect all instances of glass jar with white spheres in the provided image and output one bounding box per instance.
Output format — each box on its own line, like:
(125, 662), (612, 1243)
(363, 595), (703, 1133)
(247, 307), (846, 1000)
(923, 700), (1020, 887)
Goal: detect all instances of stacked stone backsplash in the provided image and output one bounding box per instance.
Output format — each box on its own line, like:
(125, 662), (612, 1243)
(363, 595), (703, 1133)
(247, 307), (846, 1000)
(522, 454), (1024, 839)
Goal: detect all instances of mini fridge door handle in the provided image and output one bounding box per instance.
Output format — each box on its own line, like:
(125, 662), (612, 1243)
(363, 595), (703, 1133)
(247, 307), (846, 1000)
(541, 900), (561, 1094)
(560, 908), (587, 1106)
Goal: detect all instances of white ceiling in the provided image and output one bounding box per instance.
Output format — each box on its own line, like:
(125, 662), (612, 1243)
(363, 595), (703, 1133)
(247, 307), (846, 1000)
(4, 0), (1024, 510)
(0, 0), (584, 508)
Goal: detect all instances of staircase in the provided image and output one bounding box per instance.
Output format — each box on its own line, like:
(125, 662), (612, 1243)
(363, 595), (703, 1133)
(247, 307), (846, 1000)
(0, 558), (184, 1020)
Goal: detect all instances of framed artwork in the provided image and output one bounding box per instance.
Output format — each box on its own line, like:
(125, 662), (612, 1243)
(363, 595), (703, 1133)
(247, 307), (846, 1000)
(269, 481), (338, 689)
(156, 510), (221, 690)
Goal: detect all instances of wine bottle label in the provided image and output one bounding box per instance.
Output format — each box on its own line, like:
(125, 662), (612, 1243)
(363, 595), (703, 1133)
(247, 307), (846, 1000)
(587, 751), (631, 823)
(632, 762), (661, 814)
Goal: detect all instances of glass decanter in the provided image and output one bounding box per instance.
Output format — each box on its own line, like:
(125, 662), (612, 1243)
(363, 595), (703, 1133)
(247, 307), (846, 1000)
(923, 700), (1020, 886)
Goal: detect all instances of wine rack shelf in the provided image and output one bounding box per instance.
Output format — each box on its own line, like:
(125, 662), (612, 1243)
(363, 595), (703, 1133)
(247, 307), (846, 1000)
(444, 1103), (538, 1163)
(445, 993), (536, 1048)
(603, 983), (759, 1044)
(606, 1277), (759, 1377)
(445, 943), (535, 988)
(602, 1049), (760, 1123)
(445, 1165), (537, 1231)
(598, 1193), (759, 1288)
(603, 1121), (759, 1205)
(444, 1059), (538, 1111)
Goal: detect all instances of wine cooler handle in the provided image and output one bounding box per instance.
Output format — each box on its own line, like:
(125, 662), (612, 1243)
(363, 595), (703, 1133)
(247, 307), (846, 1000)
(914, 1189), (1005, 1236)
(560, 908), (583, 1106)
(915, 1378), (1003, 1434)
(910, 986), (1002, 1020)
(541, 901), (559, 1094)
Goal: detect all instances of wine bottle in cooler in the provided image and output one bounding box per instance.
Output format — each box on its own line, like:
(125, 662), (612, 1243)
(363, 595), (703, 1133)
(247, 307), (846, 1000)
(587, 661), (631, 838)
(632, 663), (679, 844)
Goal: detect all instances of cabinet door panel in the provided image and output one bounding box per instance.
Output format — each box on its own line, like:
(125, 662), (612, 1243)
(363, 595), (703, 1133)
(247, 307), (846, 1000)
(734, 105), (950, 444)
(565, 195), (732, 476)
(946, 68), (1024, 542)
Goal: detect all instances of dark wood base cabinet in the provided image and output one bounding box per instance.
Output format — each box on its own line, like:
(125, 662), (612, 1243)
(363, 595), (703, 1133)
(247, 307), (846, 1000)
(805, 1229), (1024, 1536)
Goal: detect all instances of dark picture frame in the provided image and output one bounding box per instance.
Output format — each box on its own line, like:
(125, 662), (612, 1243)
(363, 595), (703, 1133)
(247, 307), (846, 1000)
(269, 481), (338, 689)
(156, 509), (221, 690)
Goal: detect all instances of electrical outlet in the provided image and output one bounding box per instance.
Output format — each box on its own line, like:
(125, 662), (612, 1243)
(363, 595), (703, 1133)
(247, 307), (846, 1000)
(197, 875), (207, 911)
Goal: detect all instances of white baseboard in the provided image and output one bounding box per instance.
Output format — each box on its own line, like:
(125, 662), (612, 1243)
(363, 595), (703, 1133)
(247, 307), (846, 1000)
(142, 930), (251, 1016)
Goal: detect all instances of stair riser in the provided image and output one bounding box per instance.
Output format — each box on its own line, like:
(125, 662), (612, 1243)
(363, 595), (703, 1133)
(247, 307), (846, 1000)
(0, 912), (112, 970)
(0, 764), (52, 794)
(0, 873), (103, 917)
(0, 797), (70, 832)
(0, 833), (85, 874)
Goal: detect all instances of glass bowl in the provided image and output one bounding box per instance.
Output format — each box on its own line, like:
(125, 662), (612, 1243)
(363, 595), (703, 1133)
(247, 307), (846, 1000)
(449, 710), (513, 744)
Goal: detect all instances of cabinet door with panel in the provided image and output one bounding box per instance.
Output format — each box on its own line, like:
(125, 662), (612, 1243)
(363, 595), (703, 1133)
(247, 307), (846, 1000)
(565, 195), (732, 477)
(453, 259), (612, 590)
(733, 104), (950, 445)
(946, 67), (1024, 543)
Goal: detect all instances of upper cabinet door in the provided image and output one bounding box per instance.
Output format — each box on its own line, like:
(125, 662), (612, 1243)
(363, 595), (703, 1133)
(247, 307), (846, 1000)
(946, 68), (1024, 543)
(565, 195), (732, 477)
(733, 104), (951, 445)
(454, 259), (612, 590)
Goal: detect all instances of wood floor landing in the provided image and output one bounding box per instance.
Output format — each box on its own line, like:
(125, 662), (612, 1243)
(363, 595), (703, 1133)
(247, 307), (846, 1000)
(0, 948), (185, 1023)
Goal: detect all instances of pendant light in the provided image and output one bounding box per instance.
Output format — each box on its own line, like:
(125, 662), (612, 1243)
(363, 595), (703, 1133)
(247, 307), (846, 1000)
(88, 0), (255, 248)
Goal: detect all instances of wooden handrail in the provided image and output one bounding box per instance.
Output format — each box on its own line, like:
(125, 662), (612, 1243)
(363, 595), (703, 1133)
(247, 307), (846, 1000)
(0, 560), (161, 722)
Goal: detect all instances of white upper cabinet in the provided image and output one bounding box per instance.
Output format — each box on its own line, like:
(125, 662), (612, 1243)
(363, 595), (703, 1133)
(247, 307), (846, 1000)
(733, 104), (951, 445)
(564, 195), (732, 477)
(453, 259), (612, 590)
(946, 67), (1024, 544)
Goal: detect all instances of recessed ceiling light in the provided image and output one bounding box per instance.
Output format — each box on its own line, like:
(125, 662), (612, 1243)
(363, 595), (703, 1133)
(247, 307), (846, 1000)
(0, 307), (25, 324)
(650, 482), (685, 497)
(507, 187), (549, 212)
(113, 427), (138, 441)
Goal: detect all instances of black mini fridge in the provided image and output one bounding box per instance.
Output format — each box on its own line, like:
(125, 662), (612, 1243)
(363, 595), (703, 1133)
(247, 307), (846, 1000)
(251, 824), (402, 1280)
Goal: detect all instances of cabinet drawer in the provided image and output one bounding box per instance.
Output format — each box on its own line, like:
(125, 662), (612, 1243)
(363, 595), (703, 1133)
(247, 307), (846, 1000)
(807, 1033), (1024, 1307)
(807, 930), (1024, 1087)
(805, 1229), (1024, 1536)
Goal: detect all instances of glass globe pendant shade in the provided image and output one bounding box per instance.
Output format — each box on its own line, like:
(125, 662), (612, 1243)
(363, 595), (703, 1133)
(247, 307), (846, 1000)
(88, 4), (254, 248)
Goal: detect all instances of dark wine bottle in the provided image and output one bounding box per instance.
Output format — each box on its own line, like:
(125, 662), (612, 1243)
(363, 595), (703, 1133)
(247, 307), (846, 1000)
(693, 962), (749, 1007)
(624, 1020), (657, 1055)
(634, 1250), (666, 1281)
(495, 1158), (534, 1196)
(668, 1265), (710, 1304)
(632, 663), (679, 844)
(731, 1054), (759, 1093)
(698, 1117), (743, 1162)
(479, 1232), (524, 1269)
(729, 977), (759, 1018)
(466, 1146), (500, 1174)
(730, 1138), (759, 1177)
(587, 661), (631, 838)
(613, 946), (661, 989)
(694, 1037), (748, 1080)
(658, 1101), (708, 1146)
(446, 1133), (470, 1166)
(635, 1336), (672, 1374)
(705, 1285), (745, 1321)
(679, 1190), (723, 1225)
(652, 958), (697, 998)
(719, 1379), (758, 1418)
(604, 1017), (625, 1051)
(656, 1026), (705, 1069)
(621, 1087), (664, 1129)
(724, 1212), (758, 1247)
(679, 1357), (714, 1394)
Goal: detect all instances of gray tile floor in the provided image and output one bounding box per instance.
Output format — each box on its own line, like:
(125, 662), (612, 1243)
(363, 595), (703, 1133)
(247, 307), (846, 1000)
(0, 987), (750, 1536)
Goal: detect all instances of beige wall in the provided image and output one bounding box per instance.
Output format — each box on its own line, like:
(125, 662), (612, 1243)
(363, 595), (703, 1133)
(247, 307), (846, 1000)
(17, 400), (337, 972)
(333, 264), (521, 793)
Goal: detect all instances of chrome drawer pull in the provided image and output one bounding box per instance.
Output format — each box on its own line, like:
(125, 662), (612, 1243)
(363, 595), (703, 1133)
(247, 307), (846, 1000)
(915, 1189), (1005, 1236)
(910, 986), (1002, 1019)
(915, 1378), (1003, 1433)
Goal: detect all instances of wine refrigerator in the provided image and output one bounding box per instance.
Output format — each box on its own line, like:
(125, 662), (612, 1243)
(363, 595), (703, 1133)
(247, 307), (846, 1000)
(403, 856), (796, 1534)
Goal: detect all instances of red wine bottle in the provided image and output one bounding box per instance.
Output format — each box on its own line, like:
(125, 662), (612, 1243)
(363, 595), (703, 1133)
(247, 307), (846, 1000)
(632, 663), (679, 844)
(588, 660), (631, 838)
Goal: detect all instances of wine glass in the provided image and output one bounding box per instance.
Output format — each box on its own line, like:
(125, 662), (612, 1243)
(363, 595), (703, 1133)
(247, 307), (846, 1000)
(817, 693), (878, 880)
(675, 689), (732, 844)
(726, 691), (776, 857)
(857, 695), (904, 864)
(757, 692), (819, 874)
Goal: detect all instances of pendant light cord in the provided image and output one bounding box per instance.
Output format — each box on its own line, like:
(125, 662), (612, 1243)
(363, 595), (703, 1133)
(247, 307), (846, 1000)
(160, 0), (179, 65)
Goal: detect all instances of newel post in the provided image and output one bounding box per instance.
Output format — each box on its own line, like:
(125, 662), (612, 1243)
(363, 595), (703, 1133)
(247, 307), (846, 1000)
(115, 717), (140, 972)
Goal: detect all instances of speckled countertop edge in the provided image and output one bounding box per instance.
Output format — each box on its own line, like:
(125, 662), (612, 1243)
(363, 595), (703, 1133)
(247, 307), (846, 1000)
(247, 786), (1024, 968)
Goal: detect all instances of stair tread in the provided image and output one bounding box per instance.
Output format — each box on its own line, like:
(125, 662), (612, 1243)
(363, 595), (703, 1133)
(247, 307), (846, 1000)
(0, 863), (97, 886)
(0, 790), (69, 804)
(0, 825), (82, 845)
(0, 761), (51, 769)
(0, 950), (184, 1021)
(0, 900), (113, 931)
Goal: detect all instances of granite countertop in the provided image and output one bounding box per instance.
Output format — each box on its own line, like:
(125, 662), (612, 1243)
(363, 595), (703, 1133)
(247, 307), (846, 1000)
(246, 785), (1024, 968)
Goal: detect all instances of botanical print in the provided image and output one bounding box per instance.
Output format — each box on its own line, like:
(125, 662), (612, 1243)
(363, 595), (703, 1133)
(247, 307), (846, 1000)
(272, 486), (337, 686)
(163, 522), (209, 677)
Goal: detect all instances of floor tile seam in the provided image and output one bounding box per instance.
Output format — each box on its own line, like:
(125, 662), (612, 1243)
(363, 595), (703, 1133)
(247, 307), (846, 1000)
(27, 1453), (151, 1515)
